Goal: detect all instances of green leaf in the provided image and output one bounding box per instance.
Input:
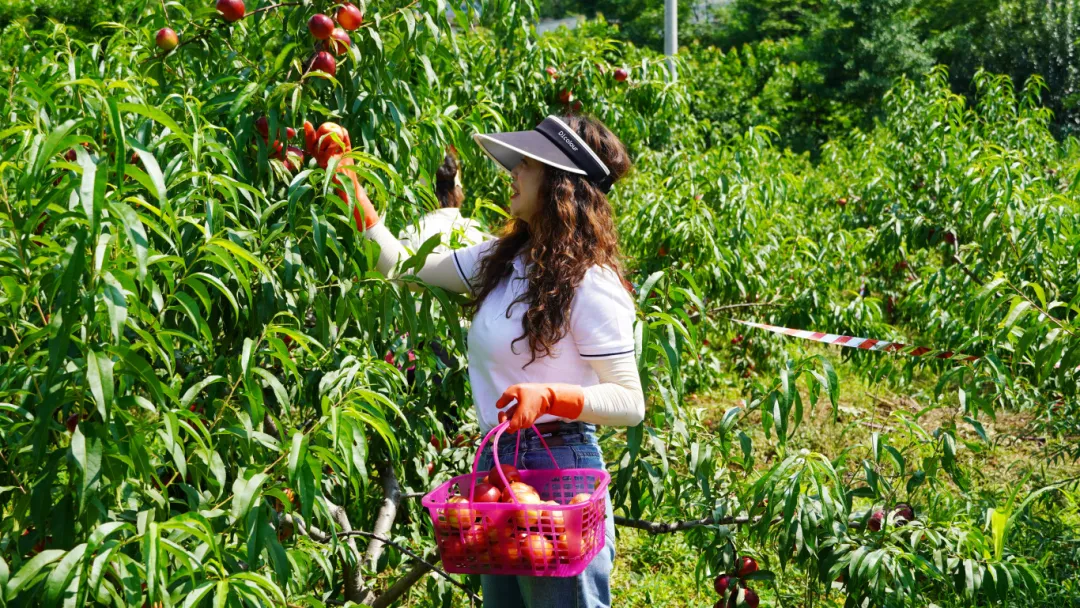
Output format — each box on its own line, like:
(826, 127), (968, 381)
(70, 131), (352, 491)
(231, 471), (269, 523)
(116, 103), (184, 138)
(144, 522), (159, 602)
(182, 582), (216, 608)
(85, 350), (114, 420)
(29, 119), (76, 181)
(241, 338), (256, 381)
(127, 139), (168, 206)
(4, 550), (65, 600)
(637, 271), (664, 307)
(70, 427), (102, 513)
(42, 544), (86, 607)
(180, 375), (225, 409)
(112, 203), (149, 281)
(821, 357), (839, 415)
(288, 432), (305, 484)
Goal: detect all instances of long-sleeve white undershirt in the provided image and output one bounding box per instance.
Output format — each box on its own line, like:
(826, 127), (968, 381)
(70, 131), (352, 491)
(365, 222), (646, 427)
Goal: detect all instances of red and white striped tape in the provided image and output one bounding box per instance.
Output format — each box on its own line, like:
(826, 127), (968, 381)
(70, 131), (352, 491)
(733, 319), (1080, 372)
(732, 319), (977, 363)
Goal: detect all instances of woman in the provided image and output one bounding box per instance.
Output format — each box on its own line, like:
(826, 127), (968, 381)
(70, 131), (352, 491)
(398, 150), (487, 253)
(321, 115), (645, 607)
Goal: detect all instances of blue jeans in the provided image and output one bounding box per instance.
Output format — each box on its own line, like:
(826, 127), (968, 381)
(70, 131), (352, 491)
(476, 422), (616, 608)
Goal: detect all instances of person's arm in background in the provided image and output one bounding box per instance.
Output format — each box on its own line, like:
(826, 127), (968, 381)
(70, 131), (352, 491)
(306, 121), (468, 294)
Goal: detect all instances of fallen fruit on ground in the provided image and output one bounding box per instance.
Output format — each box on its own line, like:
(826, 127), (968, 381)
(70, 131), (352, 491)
(155, 27), (178, 51)
(215, 0), (245, 22)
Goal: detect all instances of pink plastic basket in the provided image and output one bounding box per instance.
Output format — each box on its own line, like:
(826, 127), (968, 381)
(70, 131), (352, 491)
(422, 421), (610, 577)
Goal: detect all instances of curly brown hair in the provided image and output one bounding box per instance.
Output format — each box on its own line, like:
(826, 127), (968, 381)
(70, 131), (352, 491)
(466, 115), (633, 366)
(434, 150), (464, 209)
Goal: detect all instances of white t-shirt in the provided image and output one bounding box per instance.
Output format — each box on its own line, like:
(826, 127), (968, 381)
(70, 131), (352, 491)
(398, 208), (487, 254)
(452, 241), (637, 431)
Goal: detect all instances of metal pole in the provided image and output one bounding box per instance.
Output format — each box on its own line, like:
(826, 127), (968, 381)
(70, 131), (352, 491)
(664, 0), (677, 79)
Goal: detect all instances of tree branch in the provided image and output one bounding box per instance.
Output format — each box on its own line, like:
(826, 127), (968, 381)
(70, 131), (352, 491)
(336, 530), (480, 605)
(365, 463), (402, 566)
(370, 554), (439, 608)
(357, 463), (402, 605)
(614, 513), (766, 534)
(329, 504), (366, 603)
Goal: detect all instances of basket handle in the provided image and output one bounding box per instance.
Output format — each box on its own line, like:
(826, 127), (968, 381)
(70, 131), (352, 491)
(468, 421), (558, 504)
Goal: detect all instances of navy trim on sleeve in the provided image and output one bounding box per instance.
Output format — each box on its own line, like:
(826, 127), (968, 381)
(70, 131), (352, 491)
(580, 348), (636, 359)
(452, 250), (473, 292)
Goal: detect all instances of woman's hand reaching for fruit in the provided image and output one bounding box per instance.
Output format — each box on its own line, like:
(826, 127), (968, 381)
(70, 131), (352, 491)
(303, 120), (379, 228)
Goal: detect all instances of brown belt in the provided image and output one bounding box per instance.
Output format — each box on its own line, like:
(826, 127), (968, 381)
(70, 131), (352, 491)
(489, 421), (581, 448)
(533, 421), (569, 434)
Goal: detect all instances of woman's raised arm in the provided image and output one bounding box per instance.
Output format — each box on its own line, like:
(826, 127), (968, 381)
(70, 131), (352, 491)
(306, 121), (471, 294)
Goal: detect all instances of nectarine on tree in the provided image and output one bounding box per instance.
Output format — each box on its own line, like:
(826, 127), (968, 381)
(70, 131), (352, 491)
(714, 573), (732, 595)
(736, 556), (758, 576)
(326, 27), (351, 55)
(155, 28), (178, 51)
(308, 14), (334, 40)
(216, 0), (245, 22)
(336, 2), (363, 30)
(309, 51), (337, 77)
(614, 67), (628, 82)
(868, 509), (884, 531)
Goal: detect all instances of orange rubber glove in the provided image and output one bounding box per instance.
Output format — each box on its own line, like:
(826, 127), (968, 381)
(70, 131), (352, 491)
(303, 120), (350, 168)
(304, 120), (379, 229)
(496, 383), (585, 434)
